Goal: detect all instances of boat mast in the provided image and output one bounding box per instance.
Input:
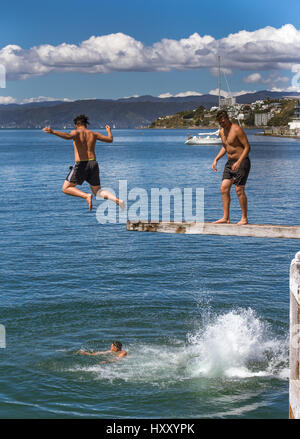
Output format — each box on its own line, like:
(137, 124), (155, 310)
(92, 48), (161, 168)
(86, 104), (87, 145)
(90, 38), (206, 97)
(218, 55), (221, 109)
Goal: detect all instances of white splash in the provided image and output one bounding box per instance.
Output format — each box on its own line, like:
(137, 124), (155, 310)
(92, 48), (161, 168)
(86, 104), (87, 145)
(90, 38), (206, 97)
(186, 308), (288, 379)
(67, 308), (288, 384)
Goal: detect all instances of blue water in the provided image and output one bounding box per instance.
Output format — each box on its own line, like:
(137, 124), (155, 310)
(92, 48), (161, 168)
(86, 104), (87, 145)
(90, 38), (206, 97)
(1, 128), (300, 418)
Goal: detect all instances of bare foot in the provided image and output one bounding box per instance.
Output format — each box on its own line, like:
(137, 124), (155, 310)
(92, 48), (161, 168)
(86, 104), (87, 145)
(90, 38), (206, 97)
(118, 200), (126, 211)
(86, 194), (93, 211)
(213, 218), (230, 224)
(237, 219), (248, 225)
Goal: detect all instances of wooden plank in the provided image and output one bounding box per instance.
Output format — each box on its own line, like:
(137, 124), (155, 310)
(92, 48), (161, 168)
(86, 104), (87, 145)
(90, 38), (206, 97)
(127, 221), (300, 239)
(290, 380), (300, 419)
(289, 403), (294, 419)
(290, 252), (300, 419)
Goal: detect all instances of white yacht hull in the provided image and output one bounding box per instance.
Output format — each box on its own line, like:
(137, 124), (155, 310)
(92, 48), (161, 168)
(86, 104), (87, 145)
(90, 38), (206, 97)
(185, 136), (222, 145)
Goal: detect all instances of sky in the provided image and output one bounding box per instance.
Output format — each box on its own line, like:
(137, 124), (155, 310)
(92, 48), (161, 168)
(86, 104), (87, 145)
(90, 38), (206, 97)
(1, 0), (300, 104)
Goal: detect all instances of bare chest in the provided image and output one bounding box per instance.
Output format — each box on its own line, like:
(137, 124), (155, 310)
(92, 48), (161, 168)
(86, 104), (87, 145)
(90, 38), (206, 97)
(221, 131), (242, 149)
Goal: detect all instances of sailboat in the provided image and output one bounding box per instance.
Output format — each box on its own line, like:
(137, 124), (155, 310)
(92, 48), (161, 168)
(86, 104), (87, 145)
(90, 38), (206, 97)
(185, 56), (223, 146)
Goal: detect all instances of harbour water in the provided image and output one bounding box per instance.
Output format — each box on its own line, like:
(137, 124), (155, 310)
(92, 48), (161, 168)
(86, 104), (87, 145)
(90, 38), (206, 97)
(1, 128), (300, 418)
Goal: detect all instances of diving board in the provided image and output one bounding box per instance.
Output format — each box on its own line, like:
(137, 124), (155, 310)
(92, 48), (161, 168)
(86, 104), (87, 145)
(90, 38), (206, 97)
(127, 221), (300, 239)
(290, 252), (300, 418)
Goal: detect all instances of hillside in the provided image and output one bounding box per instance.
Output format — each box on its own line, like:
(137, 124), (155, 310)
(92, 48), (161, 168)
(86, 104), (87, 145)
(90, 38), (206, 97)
(0, 91), (299, 129)
(0, 99), (211, 129)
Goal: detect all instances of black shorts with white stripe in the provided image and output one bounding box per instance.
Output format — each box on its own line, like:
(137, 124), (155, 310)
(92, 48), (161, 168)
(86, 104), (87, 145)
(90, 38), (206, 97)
(66, 160), (101, 187)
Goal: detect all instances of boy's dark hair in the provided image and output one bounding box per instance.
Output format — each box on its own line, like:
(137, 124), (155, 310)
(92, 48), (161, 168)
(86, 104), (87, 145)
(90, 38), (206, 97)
(73, 114), (90, 127)
(216, 110), (229, 121)
(112, 340), (122, 350)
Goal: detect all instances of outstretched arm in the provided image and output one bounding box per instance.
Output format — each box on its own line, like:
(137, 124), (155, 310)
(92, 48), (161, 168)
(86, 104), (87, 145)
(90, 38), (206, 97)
(95, 124), (113, 143)
(43, 127), (76, 140)
(77, 349), (111, 356)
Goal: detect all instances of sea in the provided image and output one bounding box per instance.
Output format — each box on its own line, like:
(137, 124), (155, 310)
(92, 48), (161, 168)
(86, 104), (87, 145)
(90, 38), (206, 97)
(1, 128), (300, 419)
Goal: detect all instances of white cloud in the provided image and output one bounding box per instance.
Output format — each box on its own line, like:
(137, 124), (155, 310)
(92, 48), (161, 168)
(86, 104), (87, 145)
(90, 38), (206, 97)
(209, 89), (253, 97)
(1, 24), (300, 80)
(244, 72), (290, 85)
(159, 91), (203, 98)
(0, 96), (18, 104)
(21, 96), (73, 103)
(269, 85), (300, 92)
(0, 96), (72, 105)
(175, 91), (203, 97)
(244, 73), (264, 83)
(122, 94), (140, 99)
(158, 93), (173, 98)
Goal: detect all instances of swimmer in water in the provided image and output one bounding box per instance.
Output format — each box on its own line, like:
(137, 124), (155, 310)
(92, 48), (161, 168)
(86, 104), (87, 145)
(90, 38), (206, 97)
(43, 114), (125, 211)
(77, 340), (127, 363)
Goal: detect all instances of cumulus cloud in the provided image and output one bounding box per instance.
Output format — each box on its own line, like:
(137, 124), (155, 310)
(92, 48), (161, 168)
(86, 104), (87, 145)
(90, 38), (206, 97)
(244, 72), (290, 85)
(158, 93), (173, 98)
(21, 96), (73, 103)
(0, 96), (17, 104)
(0, 96), (72, 104)
(175, 91), (203, 97)
(244, 73), (264, 83)
(1, 24), (300, 80)
(158, 91), (203, 98)
(122, 94), (140, 99)
(209, 89), (252, 97)
(270, 85), (300, 92)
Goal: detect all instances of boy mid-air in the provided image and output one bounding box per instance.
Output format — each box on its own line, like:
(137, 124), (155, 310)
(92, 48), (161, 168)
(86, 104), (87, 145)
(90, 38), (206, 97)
(43, 114), (125, 211)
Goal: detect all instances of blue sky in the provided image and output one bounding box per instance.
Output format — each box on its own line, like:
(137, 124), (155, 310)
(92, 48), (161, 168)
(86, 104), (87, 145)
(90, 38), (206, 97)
(1, 0), (300, 103)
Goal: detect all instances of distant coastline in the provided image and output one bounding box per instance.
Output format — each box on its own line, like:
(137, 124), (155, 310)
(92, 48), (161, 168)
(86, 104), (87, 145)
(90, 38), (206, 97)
(0, 126), (262, 131)
(1, 90), (300, 130)
(255, 132), (300, 139)
(144, 126), (258, 130)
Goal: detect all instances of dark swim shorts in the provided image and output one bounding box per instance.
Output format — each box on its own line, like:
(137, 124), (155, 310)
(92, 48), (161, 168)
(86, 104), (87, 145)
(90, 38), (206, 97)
(66, 160), (101, 187)
(222, 157), (251, 186)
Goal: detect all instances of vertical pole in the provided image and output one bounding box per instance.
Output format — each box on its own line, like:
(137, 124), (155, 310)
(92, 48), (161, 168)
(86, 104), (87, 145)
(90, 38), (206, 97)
(290, 251), (300, 418)
(218, 55), (221, 109)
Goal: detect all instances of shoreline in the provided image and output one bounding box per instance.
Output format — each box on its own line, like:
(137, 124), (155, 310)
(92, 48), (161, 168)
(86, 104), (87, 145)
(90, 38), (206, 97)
(144, 126), (259, 130)
(0, 126), (260, 131)
(255, 133), (300, 139)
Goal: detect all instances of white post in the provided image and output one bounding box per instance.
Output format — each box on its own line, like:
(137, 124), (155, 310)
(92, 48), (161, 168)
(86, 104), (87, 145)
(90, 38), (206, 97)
(218, 55), (221, 109)
(290, 251), (300, 418)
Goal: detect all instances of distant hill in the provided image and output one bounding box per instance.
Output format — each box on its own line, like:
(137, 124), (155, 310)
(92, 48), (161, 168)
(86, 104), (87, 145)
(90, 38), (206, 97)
(0, 91), (299, 129)
(0, 100), (68, 112)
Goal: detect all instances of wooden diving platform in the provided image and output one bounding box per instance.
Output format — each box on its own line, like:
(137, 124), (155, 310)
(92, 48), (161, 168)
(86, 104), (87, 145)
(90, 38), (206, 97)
(127, 221), (300, 239)
(290, 252), (300, 418)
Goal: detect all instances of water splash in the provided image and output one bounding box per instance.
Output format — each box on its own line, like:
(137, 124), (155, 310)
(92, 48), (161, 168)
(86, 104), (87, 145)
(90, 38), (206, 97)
(67, 308), (288, 384)
(187, 308), (288, 379)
